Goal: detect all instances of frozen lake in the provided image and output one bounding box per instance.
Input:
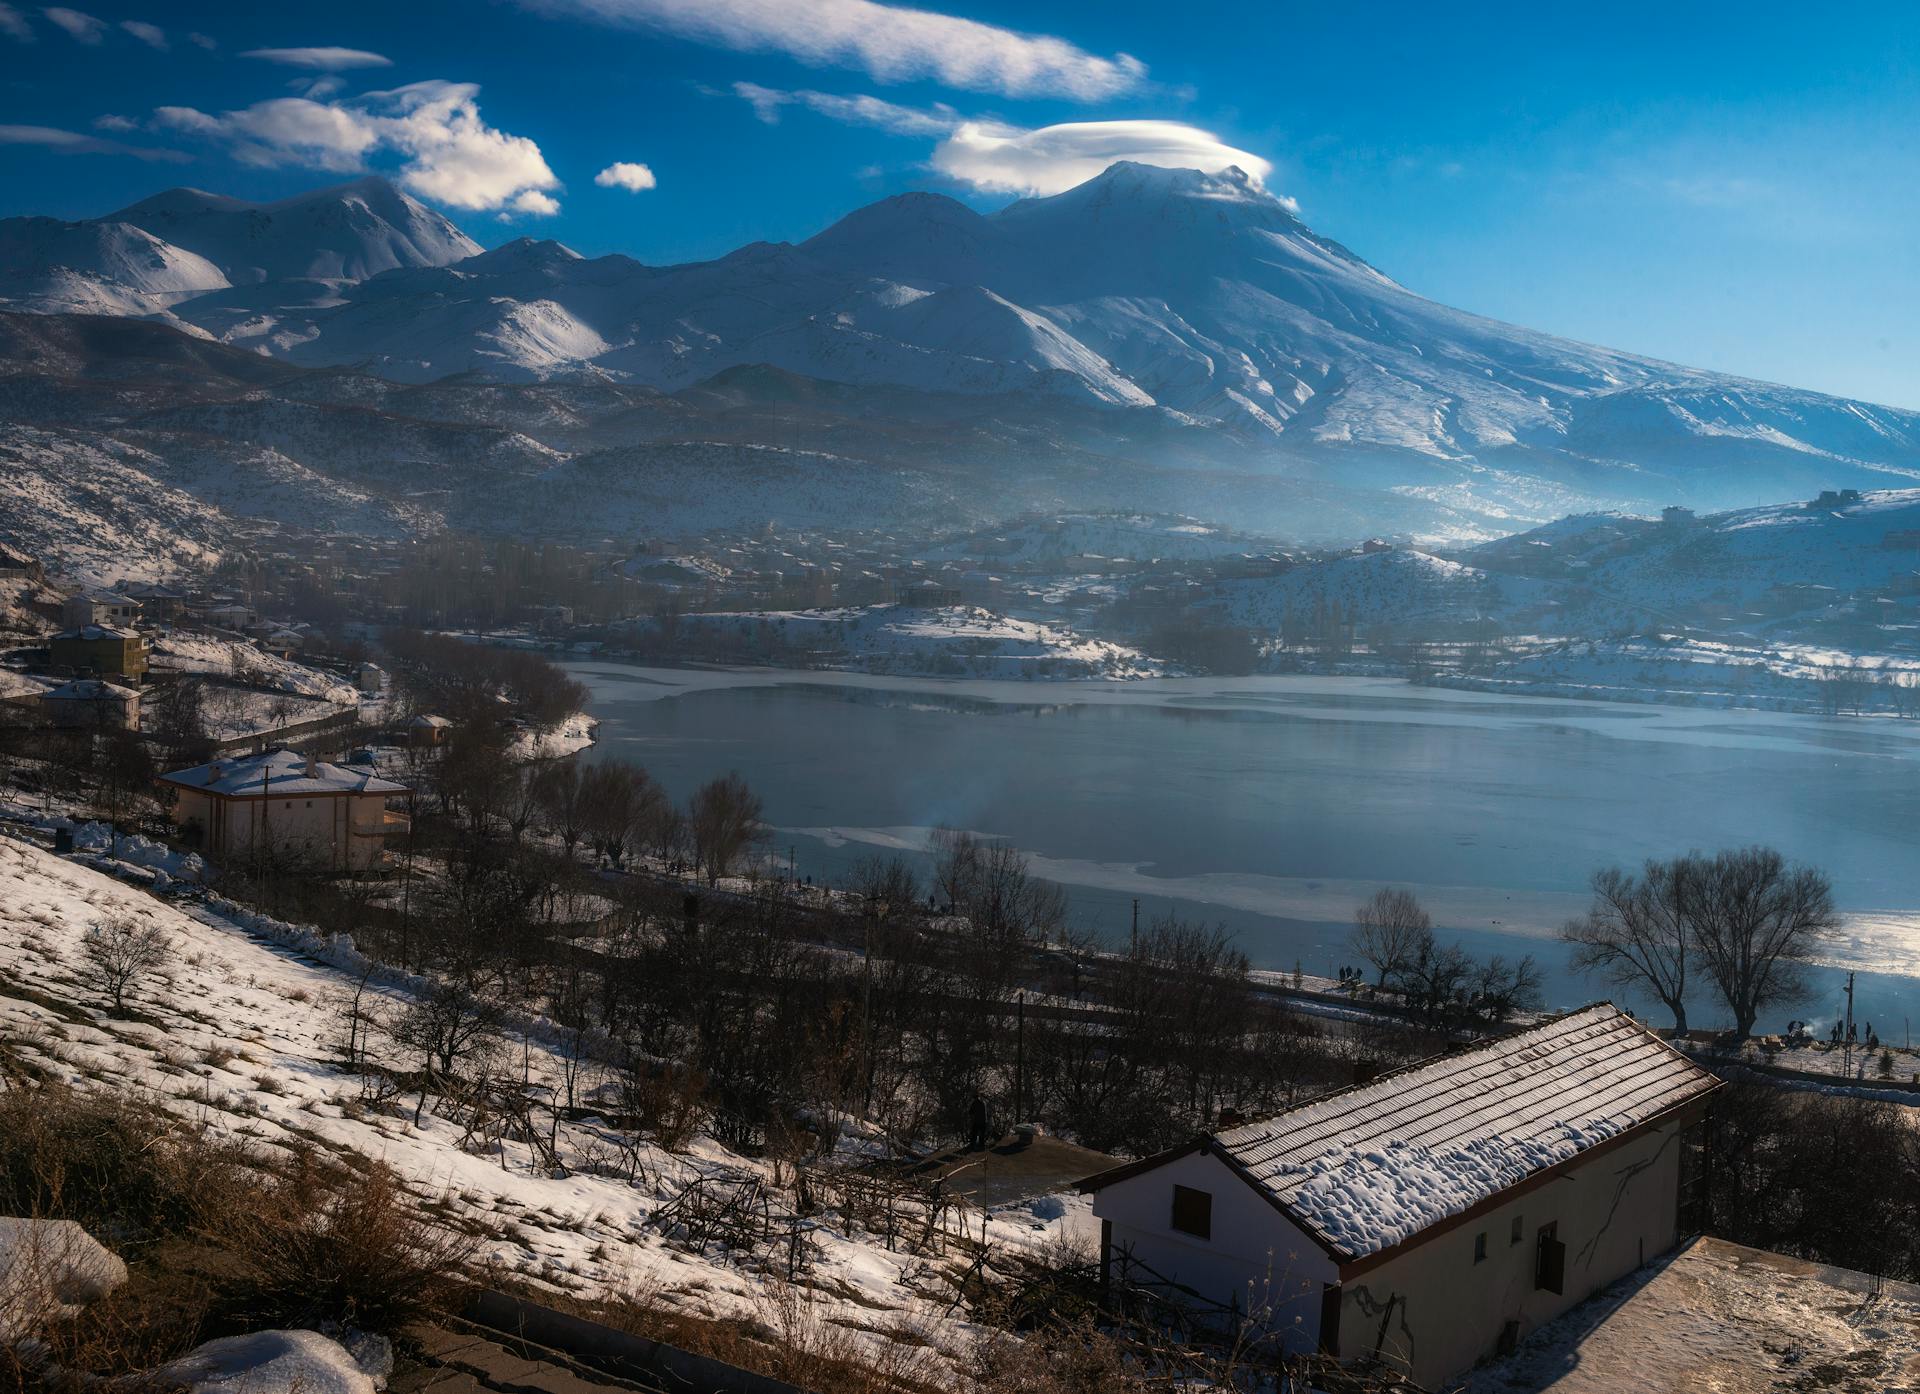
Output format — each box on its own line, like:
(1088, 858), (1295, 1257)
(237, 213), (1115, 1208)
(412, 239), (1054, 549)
(567, 662), (1920, 1036)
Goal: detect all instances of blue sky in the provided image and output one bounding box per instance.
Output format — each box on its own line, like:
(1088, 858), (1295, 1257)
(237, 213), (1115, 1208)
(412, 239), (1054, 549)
(2, 0), (1917, 407)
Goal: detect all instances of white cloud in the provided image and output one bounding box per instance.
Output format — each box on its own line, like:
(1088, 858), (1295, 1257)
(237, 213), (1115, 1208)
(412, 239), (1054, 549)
(92, 113), (137, 131)
(0, 122), (188, 161)
(931, 119), (1273, 197)
(186, 31), (215, 50)
(156, 97), (377, 172)
(155, 79), (561, 214)
(527, 0), (1144, 100)
(42, 6), (103, 43)
(241, 45), (391, 70)
(120, 18), (164, 49)
(593, 160), (657, 192)
(732, 81), (955, 137)
(0, 3), (32, 41)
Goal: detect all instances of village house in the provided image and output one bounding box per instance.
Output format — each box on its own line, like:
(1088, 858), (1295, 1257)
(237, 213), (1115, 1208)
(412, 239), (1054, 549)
(120, 582), (190, 622)
(39, 678), (142, 731)
(408, 713), (454, 747)
(158, 748), (410, 873)
(1078, 1004), (1719, 1389)
(49, 625), (148, 681)
(61, 590), (140, 629)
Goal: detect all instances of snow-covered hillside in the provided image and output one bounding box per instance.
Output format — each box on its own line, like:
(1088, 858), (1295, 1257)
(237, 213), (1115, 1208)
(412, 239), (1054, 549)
(0, 835), (1084, 1375)
(924, 513), (1269, 567)
(0, 425), (227, 583)
(627, 604), (1166, 678)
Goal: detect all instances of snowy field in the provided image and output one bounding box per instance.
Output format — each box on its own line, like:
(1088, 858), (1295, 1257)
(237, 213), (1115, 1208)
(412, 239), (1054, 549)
(624, 604), (1166, 679)
(0, 834), (1091, 1376)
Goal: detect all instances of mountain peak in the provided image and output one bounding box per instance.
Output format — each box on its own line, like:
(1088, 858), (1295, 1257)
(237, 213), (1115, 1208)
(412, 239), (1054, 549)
(103, 175), (481, 285)
(461, 237), (583, 272)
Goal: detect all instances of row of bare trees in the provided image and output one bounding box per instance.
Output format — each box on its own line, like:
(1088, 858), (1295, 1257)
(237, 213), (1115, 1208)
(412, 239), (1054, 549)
(1349, 888), (1543, 1029)
(1561, 846), (1836, 1038)
(1349, 845), (1836, 1040)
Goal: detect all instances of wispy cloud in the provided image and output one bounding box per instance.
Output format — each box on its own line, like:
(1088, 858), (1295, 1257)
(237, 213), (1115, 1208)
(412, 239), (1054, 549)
(241, 45), (392, 71)
(156, 79), (561, 214)
(931, 119), (1273, 197)
(42, 6), (103, 43)
(594, 160), (657, 191)
(732, 81), (956, 136)
(0, 3), (31, 41)
(186, 30), (215, 50)
(92, 113), (137, 131)
(528, 0), (1145, 101)
(0, 123), (189, 161)
(120, 18), (165, 49)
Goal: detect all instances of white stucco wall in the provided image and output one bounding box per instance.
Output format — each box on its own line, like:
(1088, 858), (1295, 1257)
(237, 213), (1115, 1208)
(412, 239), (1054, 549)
(1337, 1118), (1686, 1388)
(1091, 1148), (1338, 1351)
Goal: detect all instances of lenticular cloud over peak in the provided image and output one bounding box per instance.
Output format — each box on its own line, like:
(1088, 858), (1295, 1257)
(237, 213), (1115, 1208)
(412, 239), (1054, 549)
(930, 119), (1275, 198)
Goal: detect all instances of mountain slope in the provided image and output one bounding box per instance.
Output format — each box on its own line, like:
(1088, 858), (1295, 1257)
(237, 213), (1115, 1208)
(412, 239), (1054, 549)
(5, 165), (1920, 536)
(0, 216), (229, 316)
(107, 178), (481, 284)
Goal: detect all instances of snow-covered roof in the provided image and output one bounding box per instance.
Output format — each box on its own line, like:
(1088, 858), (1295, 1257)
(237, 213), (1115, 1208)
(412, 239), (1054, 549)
(53, 625), (141, 641)
(1087, 1004), (1718, 1265)
(42, 679), (140, 701)
(160, 748), (408, 798)
(409, 713), (453, 728)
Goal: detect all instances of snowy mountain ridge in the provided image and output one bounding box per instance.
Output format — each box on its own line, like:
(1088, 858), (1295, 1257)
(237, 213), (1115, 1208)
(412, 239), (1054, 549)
(4, 164), (1920, 534)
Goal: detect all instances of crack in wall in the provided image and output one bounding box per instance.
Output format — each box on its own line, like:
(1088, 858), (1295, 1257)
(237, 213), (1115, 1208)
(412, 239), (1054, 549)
(1576, 1126), (1678, 1271)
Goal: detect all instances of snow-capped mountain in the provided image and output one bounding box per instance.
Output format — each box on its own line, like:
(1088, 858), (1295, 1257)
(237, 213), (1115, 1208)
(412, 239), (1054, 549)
(0, 178), (479, 343)
(107, 177), (481, 284)
(4, 163), (1920, 535)
(0, 216), (229, 316)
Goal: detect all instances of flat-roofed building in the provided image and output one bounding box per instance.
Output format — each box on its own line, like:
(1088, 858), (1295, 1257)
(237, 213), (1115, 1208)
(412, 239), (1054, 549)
(50, 625), (148, 682)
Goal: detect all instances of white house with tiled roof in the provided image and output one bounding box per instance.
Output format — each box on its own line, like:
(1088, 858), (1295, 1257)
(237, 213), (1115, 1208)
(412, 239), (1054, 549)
(158, 748), (410, 872)
(1078, 1004), (1720, 1388)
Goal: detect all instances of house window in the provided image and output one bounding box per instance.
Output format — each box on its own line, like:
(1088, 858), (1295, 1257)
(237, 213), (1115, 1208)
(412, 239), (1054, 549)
(1473, 1231), (1487, 1264)
(1512, 1215), (1524, 1246)
(1170, 1185), (1212, 1240)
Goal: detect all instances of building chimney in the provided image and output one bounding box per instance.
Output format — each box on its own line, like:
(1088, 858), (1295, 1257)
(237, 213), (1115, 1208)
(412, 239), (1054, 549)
(304, 752), (318, 778)
(206, 762), (223, 785)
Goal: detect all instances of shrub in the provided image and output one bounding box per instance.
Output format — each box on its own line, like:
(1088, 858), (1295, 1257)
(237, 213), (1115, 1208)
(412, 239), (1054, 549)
(215, 1156), (476, 1333)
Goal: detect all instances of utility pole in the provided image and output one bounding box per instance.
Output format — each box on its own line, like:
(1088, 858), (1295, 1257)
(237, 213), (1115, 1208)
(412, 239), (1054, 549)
(1015, 990), (1026, 1126)
(1843, 971), (1857, 1076)
(1130, 898), (1139, 956)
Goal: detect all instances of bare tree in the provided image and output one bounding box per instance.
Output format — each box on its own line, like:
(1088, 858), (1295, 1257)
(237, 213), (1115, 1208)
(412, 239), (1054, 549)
(1562, 862), (1693, 1034)
(1687, 847), (1836, 1039)
(533, 760), (585, 861)
(80, 912), (172, 1015)
(688, 772), (765, 885)
(1351, 888), (1431, 988)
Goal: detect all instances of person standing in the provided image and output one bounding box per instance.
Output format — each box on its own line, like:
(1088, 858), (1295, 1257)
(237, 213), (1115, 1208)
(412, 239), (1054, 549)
(967, 1092), (988, 1151)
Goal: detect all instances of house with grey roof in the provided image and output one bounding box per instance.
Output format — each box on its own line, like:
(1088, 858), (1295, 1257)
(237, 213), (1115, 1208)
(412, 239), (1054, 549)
(1078, 1003), (1720, 1388)
(158, 748), (410, 872)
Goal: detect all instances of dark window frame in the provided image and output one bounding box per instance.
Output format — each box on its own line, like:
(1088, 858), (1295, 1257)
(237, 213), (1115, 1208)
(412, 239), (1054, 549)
(1472, 1230), (1487, 1264)
(1170, 1184), (1213, 1240)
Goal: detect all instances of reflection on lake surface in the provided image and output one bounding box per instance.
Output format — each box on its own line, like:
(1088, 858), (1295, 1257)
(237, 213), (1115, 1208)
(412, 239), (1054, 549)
(566, 662), (1920, 1034)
